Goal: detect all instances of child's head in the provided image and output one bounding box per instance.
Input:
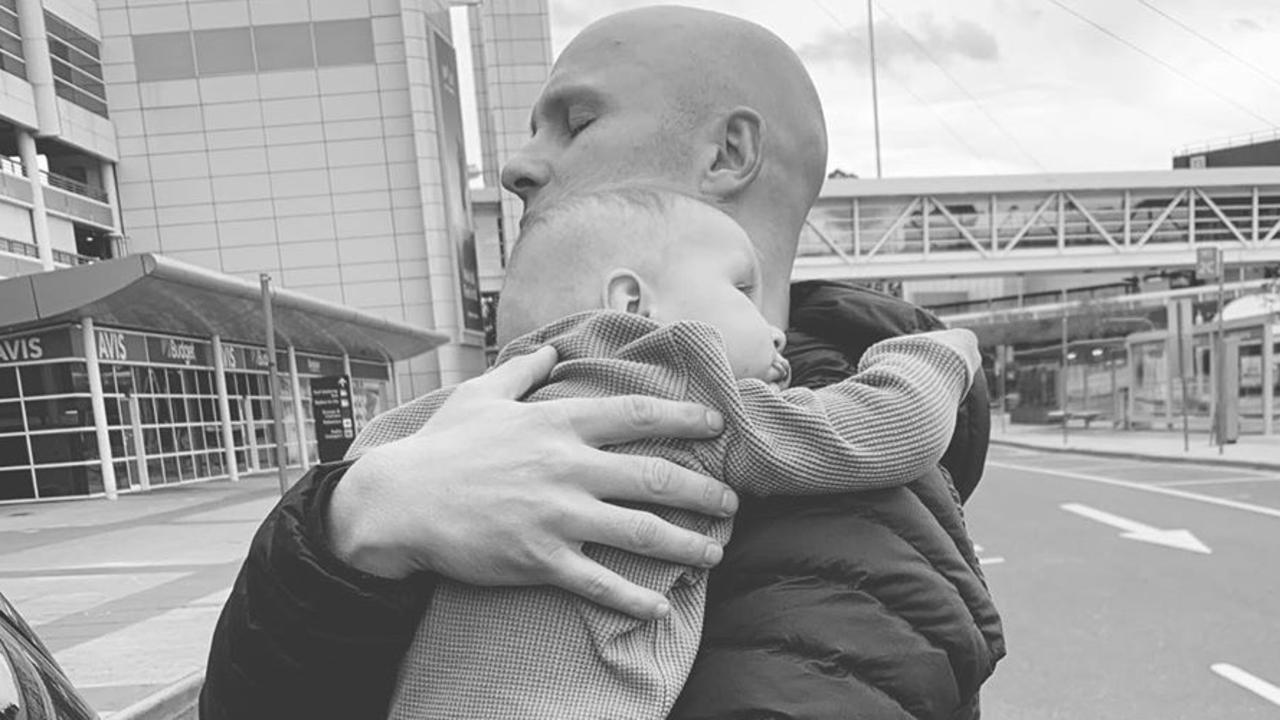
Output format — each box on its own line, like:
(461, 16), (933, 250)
(498, 187), (789, 387)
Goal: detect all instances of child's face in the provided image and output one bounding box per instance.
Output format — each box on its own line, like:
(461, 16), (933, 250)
(647, 205), (789, 387)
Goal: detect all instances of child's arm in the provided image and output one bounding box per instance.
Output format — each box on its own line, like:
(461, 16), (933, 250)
(718, 329), (980, 496)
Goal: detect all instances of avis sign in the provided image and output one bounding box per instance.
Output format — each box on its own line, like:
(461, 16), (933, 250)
(311, 374), (356, 462)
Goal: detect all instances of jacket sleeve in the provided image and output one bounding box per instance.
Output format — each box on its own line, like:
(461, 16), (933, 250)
(200, 461), (436, 720)
(719, 334), (972, 496)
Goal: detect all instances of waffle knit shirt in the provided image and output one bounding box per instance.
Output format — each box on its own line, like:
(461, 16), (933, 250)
(344, 311), (973, 720)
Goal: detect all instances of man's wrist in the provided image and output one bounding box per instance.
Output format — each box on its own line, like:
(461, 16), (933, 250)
(324, 453), (417, 581)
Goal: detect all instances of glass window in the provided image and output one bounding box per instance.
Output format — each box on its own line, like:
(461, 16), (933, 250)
(0, 436), (29, 467)
(156, 398), (172, 424)
(0, 367), (17, 399)
(175, 426), (192, 452)
(207, 451), (224, 477)
(30, 431), (97, 464)
(314, 19), (375, 66)
(159, 428), (176, 454)
(170, 397), (187, 424)
(253, 23), (314, 71)
(109, 429), (126, 458)
(141, 368), (164, 395)
(104, 397), (122, 426)
(194, 27), (254, 75)
(139, 397), (157, 425)
(179, 453), (195, 480)
(143, 428), (160, 455)
(0, 401), (23, 434)
(132, 32), (196, 82)
(0, 468), (34, 500)
(20, 362), (89, 396)
(24, 396), (93, 430)
(99, 366), (116, 394)
(147, 455), (163, 483)
(167, 369), (184, 395)
(196, 372), (212, 396)
(45, 11), (107, 117)
(35, 464), (94, 498)
(186, 398), (202, 423)
(116, 366), (136, 395)
(162, 455), (179, 482)
(193, 452), (209, 478)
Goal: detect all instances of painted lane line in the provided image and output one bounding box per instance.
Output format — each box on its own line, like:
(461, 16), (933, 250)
(1211, 663), (1280, 707)
(990, 461), (1280, 520)
(1060, 503), (1211, 553)
(1155, 476), (1280, 487)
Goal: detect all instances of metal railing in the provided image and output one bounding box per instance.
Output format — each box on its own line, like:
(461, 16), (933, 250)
(1176, 127), (1280, 157)
(796, 170), (1280, 280)
(0, 158), (110, 203)
(0, 235), (97, 266)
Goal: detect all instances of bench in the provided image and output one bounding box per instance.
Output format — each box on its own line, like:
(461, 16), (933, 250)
(1046, 410), (1101, 428)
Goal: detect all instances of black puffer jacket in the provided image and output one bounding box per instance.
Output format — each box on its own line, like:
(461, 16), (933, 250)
(201, 281), (1001, 720)
(670, 280), (1004, 720)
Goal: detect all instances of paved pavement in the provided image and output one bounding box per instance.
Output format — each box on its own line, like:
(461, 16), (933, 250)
(1, 421), (1276, 717)
(969, 444), (1280, 719)
(990, 415), (1280, 470)
(0, 470), (294, 716)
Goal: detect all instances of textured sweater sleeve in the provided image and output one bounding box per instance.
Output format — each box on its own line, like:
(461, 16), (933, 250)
(721, 333), (973, 496)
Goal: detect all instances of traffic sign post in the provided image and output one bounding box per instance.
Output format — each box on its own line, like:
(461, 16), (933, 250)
(312, 375), (356, 463)
(1195, 247), (1227, 454)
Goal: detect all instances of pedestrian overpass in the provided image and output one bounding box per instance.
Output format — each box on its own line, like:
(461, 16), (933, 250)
(795, 168), (1280, 281)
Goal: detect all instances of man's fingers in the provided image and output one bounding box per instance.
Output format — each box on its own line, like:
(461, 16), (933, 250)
(465, 345), (558, 400)
(547, 548), (671, 620)
(554, 395), (724, 446)
(590, 451), (738, 519)
(579, 502), (725, 570)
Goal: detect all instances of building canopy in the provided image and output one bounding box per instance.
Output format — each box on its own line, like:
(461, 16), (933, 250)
(0, 254), (449, 361)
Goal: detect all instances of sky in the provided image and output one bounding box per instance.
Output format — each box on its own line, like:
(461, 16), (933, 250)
(462, 0), (1280, 180)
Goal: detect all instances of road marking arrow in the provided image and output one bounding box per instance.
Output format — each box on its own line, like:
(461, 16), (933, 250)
(1212, 663), (1280, 707)
(1060, 503), (1212, 554)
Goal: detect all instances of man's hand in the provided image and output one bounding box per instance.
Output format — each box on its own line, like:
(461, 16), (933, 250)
(327, 346), (735, 620)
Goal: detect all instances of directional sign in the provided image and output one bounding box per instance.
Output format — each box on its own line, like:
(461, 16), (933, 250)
(1195, 246), (1222, 282)
(1060, 503), (1211, 554)
(311, 374), (356, 463)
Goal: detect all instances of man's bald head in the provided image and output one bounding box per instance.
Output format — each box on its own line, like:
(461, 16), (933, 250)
(501, 6), (828, 325)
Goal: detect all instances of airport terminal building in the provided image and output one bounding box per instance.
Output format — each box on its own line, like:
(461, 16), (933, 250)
(0, 0), (551, 501)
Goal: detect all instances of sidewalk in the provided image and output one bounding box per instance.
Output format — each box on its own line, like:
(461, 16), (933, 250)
(990, 416), (1280, 471)
(0, 469), (301, 716)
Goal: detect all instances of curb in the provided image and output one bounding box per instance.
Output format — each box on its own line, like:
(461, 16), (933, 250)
(990, 438), (1280, 473)
(107, 671), (203, 720)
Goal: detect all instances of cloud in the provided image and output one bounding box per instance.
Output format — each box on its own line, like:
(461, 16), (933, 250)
(798, 13), (999, 71)
(1230, 17), (1263, 32)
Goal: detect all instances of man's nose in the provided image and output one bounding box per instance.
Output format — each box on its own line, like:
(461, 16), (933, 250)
(771, 327), (787, 353)
(500, 146), (551, 203)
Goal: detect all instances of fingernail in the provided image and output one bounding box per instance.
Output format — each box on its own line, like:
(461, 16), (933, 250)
(703, 543), (723, 566)
(655, 600), (671, 617)
(705, 410), (724, 432)
(721, 489), (738, 516)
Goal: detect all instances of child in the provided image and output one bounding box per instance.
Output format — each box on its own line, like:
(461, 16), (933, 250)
(351, 188), (981, 720)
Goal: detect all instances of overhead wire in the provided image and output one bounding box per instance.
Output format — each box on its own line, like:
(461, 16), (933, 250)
(808, 0), (998, 174)
(1044, 0), (1277, 127)
(1134, 0), (1280, 94)
(870, 0), (1048, 172)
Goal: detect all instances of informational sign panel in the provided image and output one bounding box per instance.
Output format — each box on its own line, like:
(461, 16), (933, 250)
(431, 29), (484, 339)
(1195, 246), (1222, 282)
(311, 374), (356, 463)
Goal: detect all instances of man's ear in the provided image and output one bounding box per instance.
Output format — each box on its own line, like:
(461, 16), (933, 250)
(701, 107), (764, 199)
(603, 269), (653, 317)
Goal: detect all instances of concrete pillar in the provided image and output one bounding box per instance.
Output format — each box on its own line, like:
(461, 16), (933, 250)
(242, 396), (260, 471)
(342, 352), (352, 378)
(211, 336), (239, 482)
(16, 0), (59, 130)
(1263, 321), (1275, 436)
(128, 394), (149, 490)
(81, 318), (119, 500)
(101, 160), (121, 234)
(17, 130), (53, 271)
(287, 345), (309, 471)
(387, 359), (400, 407)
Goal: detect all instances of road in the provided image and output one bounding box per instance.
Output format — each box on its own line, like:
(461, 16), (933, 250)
(968, 446), (1280, 719)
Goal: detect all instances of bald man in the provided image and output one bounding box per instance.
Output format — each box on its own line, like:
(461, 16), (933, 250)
(202, 7), (1001, 720)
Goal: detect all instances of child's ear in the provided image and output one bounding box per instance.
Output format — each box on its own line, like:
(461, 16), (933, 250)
(603, 269), (653, 317)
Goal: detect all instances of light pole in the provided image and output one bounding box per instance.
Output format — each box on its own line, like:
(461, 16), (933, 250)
(866, 0), (882, 178)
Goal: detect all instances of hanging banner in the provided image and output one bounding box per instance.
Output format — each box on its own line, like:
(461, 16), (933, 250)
(431, 29), (484, 339)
